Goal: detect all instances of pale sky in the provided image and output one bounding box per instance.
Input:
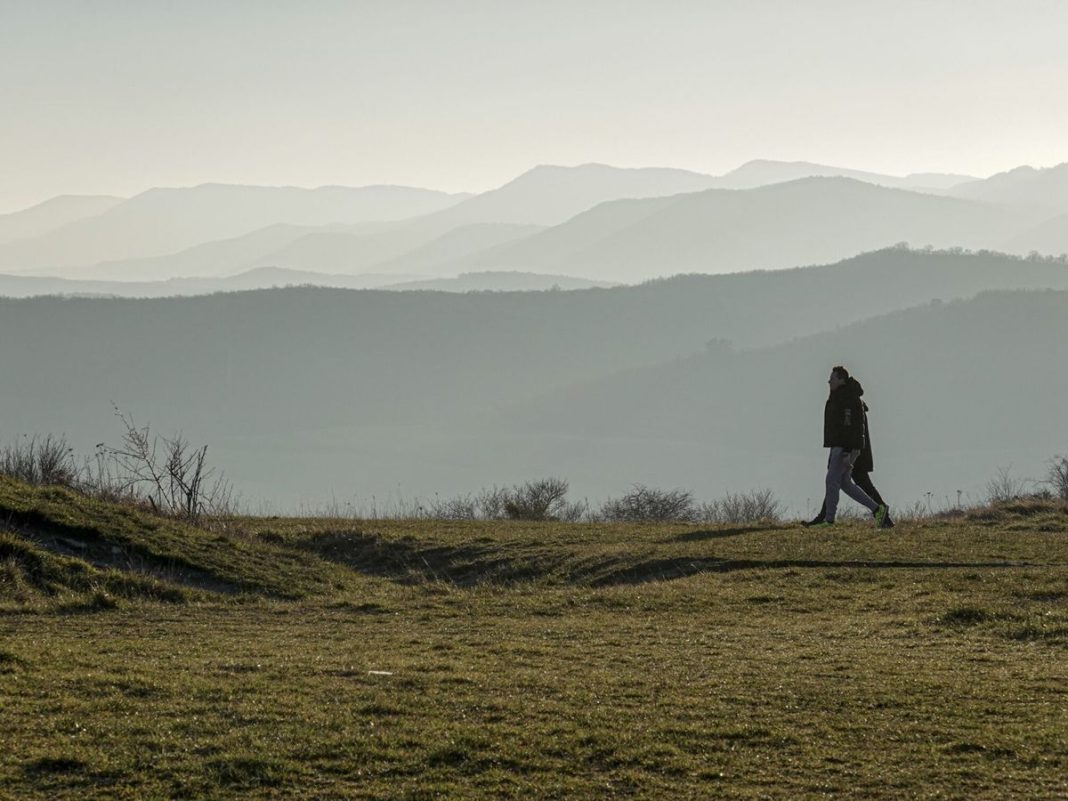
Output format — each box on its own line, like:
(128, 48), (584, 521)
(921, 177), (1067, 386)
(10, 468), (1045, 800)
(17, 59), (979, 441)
(3, 0), (1068, 212)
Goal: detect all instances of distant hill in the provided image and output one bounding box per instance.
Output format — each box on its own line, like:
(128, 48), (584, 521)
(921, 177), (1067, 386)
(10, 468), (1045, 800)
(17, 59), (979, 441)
(710, 160), (976, 192)
(248, 222), (543, 277)
(1001, 212), (1068, 257)
(0, 266), (609, 298)
(947, 162), (1068, 213)
(406, 163), (723, 229)
(3, 248), (1068, 507)
(0, 266), (425, 298)
(369, 224), (545, 275)
(0, 194), (124, 245)
(72, 222), (347, 281)
(0, 184), (469, 273)
(379, 271), (617, 292)
(461, 177), (1030, 282)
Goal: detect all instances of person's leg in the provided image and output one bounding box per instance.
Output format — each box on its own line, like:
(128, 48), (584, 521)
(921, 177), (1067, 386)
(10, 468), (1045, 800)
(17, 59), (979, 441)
(840, 452), (879, 513)
(805, 455), (831, 525)
(853, 470), (885, 507)
(854, 470), (894, 526)
(824, 447), (851, 522)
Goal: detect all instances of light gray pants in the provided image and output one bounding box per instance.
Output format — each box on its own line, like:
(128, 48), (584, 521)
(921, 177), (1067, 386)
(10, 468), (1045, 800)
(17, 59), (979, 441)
(824, 446), (879, 522)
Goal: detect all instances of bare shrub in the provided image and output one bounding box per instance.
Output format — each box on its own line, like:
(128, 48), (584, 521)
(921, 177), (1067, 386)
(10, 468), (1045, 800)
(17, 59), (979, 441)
(0, 435), (79, 487)
(474, 486), (509, 519)
(985, 466), (1030, 505)
(1048, 455), (1068, 502)
(426, 493), (478, 520)
(106, 411), (233, 522)
(699, 489), (782, 524)
(601, 485), (697, 522)
(502, 477), (572, 521)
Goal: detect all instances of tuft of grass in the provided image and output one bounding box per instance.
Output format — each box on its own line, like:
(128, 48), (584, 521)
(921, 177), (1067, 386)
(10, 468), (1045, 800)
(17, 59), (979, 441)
(0, 649), (26, 674)
(940, 605), (998, 625)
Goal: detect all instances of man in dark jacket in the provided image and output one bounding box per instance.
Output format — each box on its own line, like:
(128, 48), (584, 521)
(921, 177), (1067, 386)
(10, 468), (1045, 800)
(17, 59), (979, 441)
(811, 366), (888, 527)
(805, 374), (894, 527)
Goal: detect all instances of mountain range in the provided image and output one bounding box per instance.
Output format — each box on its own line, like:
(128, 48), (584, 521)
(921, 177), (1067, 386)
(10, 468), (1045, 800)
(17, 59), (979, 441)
(4, 159), (1068, 292)
(458, 176), (1031, 282)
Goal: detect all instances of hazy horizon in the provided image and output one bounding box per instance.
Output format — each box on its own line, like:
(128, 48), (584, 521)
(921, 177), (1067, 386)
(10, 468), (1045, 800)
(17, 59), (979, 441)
(4, 1), (1068, 212)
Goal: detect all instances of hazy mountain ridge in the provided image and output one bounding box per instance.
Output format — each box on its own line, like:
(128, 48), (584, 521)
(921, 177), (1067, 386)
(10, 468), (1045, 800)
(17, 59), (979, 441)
(0, 194), (124, 245)
(0, 184), (469, 273)
(0, 265), (612, 298)
(7, 159), (1068, 287)
(405, 163), (724, 230)
(464, 177), (1032, 281)
(1001, 212), (1068, 257)
(76, 222), (342, 281)
(0, 266), (428, 298)
(947, 162), (1068, 212)
(248, 222), (546, 278)
(710, 159), (976, 191)
(378, 272), (617, 292)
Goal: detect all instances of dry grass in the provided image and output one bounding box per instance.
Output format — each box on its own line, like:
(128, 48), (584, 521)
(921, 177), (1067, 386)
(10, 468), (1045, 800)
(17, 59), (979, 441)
(0, 477), (1065, 799)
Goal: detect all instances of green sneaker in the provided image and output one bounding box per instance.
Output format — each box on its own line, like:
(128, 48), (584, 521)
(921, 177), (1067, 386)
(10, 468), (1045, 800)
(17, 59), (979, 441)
(812, 521), (835, 528)
(874, 504), (889, 528)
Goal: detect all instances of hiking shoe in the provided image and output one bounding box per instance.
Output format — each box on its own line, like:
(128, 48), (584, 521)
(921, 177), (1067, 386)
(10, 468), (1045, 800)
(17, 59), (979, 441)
(801, 516), (826, 528)
(874, 504), (889, 528)
(811, 521), (835, 528)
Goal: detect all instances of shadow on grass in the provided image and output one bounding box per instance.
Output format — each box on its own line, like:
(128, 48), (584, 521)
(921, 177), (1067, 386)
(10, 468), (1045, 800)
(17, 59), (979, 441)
(591, 557), (1064, 586)
(297, 530), (1062, 588)
(669, 525), (785, 542)
(298, 531), (565, 587)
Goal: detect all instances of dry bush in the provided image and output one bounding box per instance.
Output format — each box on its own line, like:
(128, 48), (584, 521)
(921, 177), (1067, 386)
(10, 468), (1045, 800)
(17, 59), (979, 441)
(699, 489), (782, 524)
(0, 435), (79, 488)
(601, 485), (696, 522)
(502, 477), (575, 521)
(1, 413), (233, 524)
(426, 494), (478, 520)
(108, 411), (233, 522)
(1049, 455), (1068, 502)
(985, 466), (1031, 505)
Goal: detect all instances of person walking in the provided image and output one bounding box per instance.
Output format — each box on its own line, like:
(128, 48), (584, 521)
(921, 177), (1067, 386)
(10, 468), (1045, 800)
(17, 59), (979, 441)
(809, 365), (888, 528)
(804, 372), (893, 527)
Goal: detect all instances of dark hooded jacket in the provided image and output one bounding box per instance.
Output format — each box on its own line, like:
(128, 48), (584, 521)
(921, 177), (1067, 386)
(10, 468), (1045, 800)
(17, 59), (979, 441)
(851, 378), (874, 473)
(823, 377), (866, 453)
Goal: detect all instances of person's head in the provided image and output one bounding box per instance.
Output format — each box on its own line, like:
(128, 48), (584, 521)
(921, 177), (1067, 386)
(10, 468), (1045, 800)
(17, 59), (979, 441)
(828, 365), (849, 391)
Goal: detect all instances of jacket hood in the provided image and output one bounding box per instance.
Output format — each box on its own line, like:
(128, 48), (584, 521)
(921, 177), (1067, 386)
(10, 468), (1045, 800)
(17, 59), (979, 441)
(847, 376), (864, 397)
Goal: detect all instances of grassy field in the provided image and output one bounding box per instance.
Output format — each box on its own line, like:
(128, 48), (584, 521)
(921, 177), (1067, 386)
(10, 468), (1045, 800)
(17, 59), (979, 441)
(1, 475), (1066, 799)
